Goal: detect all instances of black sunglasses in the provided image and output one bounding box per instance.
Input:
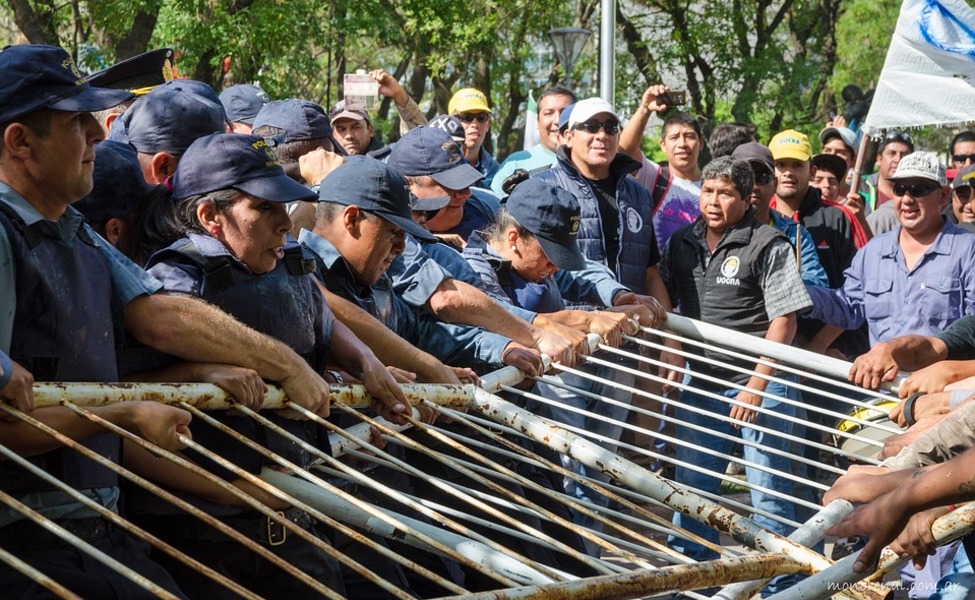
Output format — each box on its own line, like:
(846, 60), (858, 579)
(954, 153), (975, 165)
(892, 182), (940, 197)
(454, 112), (491, 123)
(884, 131), (914, 146)
(752, 169), (773, 185)
(955, 186), (973, 202)
(572, 120), (621, 135)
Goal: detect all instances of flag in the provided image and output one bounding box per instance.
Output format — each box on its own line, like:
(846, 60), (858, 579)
(865, 0), (975, 131)
(523, 91), (539, 150)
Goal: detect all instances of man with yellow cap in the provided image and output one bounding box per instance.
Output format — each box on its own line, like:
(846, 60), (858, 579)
(448, 87), (500, 188)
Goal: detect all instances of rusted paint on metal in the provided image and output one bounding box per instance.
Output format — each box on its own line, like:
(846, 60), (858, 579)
(457, 553), (806, 600)
(30, 382), (475, 411)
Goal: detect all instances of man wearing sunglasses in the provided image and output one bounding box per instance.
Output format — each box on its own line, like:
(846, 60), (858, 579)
(864, 131), (916, 235)
(948, 165), (975, 233)
(448, 87), (500, 188)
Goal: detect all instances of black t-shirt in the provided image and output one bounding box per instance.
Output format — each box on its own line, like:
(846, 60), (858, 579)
(938, 315), (975, 360)
(590, 177), (621, 272)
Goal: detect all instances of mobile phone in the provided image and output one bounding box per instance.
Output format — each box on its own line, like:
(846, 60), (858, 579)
(659, 90), (687, 106)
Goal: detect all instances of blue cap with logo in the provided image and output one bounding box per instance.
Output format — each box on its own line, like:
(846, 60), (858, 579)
(387, 127), (482, 190)
(219, 84), (271, 125)
(317, 156), (436, 242)
(426, 114), (465, 143)
(0, 44), (133, 123)
(252, 99), (332, 143)
(75, 141), (157, 222)
(172, 133), (316, 203)
(505, 179), (586, 271)
(121, 80), (227, 154)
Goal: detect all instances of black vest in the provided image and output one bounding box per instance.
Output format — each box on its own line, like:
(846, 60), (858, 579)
(0, 204), (120, 493)
(667, 214), (784, 387)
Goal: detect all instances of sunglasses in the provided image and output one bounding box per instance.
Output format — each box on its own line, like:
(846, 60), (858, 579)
(884, 131), (914, 146)
(454, 112), (491, 123)
(572, 120), (621, 135)
(892, 182), (941, 197)
(752, 169), (772, 185)
(955, 186), (973, 202)
(954, 153), (975, 165)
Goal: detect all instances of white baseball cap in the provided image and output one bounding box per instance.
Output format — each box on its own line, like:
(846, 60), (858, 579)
(567, 97), (618, 129)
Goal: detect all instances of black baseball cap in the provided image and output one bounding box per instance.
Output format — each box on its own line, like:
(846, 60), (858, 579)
(505, 178), (586, 271)
(121, 80), (227, 154)
(732, 141), (774, 175)
(812, 153), (849, 181)
(219, 84), (271, 125)
(86, 48), (175, 95)
(387, 127), (482, 190)
(317, 157), (436, 242)
(253, 99), (332, 142)
(75, 141), (156, 222)
(0, 44), (133, 124)
(172, 133), (317, 203)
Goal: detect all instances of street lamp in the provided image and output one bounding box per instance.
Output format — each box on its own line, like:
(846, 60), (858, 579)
(547, 27), (591, 87)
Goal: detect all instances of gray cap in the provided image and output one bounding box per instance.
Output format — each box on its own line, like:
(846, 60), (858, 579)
(888, 151), (947, 186)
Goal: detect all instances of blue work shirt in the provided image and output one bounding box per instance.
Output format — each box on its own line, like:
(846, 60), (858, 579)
(805, 220), (975, 344)
(769, 209), (829, 288)
(463, 232), (566, 313)
(298, 229), (512, 369)
(0, 181), (161, 353)
(473, 147), (501, 189)
(490, 143), (557, 197)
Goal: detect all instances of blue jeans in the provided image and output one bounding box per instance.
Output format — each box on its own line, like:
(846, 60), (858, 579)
(930, 542), (975, 600)
(534, 361), (635, 555)
(668, 377), (804, 593)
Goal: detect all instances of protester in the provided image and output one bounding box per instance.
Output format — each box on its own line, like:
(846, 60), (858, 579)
(448, 87), (500, 187)
(950, 131), (975, 171)
(864, 131), (915, 219)
(708, 122), (756, 159)
(948, 165), (975, 232)
(659, 156), (811, 594)
(810, 152), (847, 203)
(329, 68), (425, 157)
(618, 85), (703, 251)
(491, 86), (576, 195)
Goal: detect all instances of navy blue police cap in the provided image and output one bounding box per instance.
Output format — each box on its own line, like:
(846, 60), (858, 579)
(220, 84), (271, 125)
(505, 178), (587, 271)
(0, 44), (133, 124)
(252, 99), (332, 143)
(387, 127), (482, 190)
(75, 141), (156, 222)
(172, 133), (317, 203)
(426, 114), (466, 143)
(317, 156), (436, 242)
(120, 80), (228, 154)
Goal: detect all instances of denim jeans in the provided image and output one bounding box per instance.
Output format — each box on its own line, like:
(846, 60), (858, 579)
(668, 376), (805, 594)
(533, 361), (635, 555)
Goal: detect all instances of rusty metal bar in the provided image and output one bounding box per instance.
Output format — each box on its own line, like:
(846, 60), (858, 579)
(0, 488), (180, 600)
(176, 404), (469, 595)
(334, 400), (647, 571)
(0, 544), (85, 600)
(452, 553), (808, 600)
(427, 401), (718, 562)
(1, 402), (319, 599)
(768, 502), (975, 600)
(260, 469), (569, 586)
(235, 404), (579, 584)
(470, 387), (890, 600)
(29, 382), (474, 410)
(714, 499), (855, 600)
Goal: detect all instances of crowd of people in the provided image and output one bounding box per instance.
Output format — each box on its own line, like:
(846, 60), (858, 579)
(3, 41), (975, 598)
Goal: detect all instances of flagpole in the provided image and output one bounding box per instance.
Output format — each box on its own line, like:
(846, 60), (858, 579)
(848, 133), (871, 197)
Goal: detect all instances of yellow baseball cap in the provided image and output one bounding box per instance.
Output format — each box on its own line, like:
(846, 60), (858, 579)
(769, 129), (813, 162)
(448, 87), (490, 115)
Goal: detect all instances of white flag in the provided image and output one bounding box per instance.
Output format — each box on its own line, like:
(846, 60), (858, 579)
(865, 0), (975, 131)
(523, 91), (539, 150)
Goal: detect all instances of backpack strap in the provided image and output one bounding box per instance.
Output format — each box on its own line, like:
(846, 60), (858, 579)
(650, 165), (672, 214)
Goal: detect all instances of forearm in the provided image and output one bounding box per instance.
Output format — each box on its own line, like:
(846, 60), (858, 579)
(125, 294), (302, 382)
(890, 449), (975, 512)
(429, 279), (537, 347)
(881, 336), (949, 371)
(323, 288), (444, 380)
(807, 324), (845, 355)
(542, 310), (593, 333)
(0, 403), (140, 457)
(619, 105), (653, 161)
(750, 315), (796, 390)
(328, 318), (382, 379)
(883, 401), (975, 470)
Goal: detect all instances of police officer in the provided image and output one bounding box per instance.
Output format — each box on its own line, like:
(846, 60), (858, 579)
(0, 44), (332, 599)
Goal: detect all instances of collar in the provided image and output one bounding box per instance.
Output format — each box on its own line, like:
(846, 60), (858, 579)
(881, 217), (958, 258)
(691, 209), (757, 248)
(555, 146), (643, 185)
(0, 181), (88, 244)
(297, 228), (344, 271)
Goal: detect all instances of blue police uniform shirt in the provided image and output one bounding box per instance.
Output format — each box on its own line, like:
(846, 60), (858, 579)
(805, 220), (975, 345)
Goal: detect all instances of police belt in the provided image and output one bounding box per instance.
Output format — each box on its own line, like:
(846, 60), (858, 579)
(0, 516), (110, 548)
(143, 506), (315, 546)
